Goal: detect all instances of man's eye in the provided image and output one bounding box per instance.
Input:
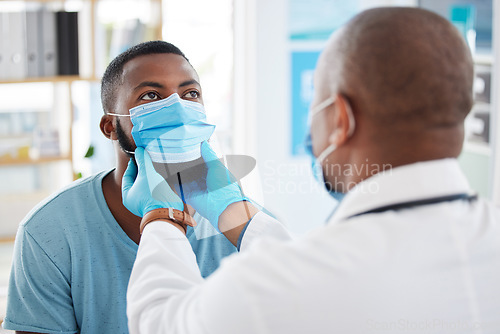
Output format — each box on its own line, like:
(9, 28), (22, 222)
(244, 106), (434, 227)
(141, 92), (160, 101)
(183, 91), (200, 99)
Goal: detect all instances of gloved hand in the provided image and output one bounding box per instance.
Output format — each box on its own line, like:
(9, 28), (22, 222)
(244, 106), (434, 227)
(122, 147), (184, 217)
(183, 141), (248, 232)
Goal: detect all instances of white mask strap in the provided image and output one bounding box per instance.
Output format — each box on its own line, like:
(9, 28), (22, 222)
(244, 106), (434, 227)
(311, 95), (356, 136)
(308, 96), (336, 123)
(107, 113), (134, 153)
(123, 148), (135, 155)
(317, 143), (337, 165)
(107, 113), (131, 117)
(315, 97), (356, 165)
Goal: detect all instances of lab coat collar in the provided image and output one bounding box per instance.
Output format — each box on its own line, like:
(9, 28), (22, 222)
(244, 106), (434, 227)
(330, 158), (473, 224)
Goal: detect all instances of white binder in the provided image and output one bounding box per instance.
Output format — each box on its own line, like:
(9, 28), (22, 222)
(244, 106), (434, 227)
(0, 13), (6, 80)
(5, 12), (27, 79)
(40, 9), (58, 77)
(25, 11), (41, 78)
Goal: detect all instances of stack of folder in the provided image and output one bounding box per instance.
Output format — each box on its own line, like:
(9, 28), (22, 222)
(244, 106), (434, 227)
(0, 9), (79, 80)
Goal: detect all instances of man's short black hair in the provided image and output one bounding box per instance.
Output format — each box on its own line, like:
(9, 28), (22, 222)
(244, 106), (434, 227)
(101, 40), (189, 114)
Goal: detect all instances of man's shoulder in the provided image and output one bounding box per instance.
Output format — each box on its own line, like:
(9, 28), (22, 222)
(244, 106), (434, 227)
(20, 169), (113, 232)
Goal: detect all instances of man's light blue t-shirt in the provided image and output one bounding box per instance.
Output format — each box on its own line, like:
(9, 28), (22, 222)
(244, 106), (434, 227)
(3, 170), (236, 333)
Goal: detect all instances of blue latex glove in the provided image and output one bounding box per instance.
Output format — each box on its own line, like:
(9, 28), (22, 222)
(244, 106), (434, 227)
(122, 147), (184, 217)
(183, 141), (248, 232)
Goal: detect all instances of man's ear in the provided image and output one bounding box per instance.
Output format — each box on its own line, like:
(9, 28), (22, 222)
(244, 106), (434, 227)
(328, 94), (355, 147)
(100, 115), (117, 140)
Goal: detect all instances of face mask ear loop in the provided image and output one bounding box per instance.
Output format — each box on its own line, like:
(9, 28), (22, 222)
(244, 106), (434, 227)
(308, 96), (336, 124)
(317, 143), (338, 166)
(106, 113), (131, 117)
(106, 112), (135, 153)
(118, 147), (135, 155)
(315, 98), (356, 181)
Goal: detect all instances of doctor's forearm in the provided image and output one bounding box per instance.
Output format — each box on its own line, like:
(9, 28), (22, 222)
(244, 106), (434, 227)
(127, 211), (294, 333)
(127, 222), (205, 333)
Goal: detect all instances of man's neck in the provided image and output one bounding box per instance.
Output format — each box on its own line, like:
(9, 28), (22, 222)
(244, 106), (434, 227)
(102, 169), (142, 244)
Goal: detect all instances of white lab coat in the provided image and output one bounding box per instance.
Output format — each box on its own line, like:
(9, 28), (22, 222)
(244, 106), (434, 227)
(127, 159), (500, 334)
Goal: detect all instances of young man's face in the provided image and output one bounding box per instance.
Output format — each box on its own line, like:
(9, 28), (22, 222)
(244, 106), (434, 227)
(113, 53), (203, 156)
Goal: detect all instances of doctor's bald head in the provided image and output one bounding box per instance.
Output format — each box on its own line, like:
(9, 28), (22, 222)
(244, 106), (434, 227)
(316, 7), (474, 129)
(310, 7), (475, 187)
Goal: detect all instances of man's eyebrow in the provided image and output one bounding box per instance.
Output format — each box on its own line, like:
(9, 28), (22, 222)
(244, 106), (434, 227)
(133, 80), (200, 91)
(179, 79), (200, 88)
(134, 81), (164, 91)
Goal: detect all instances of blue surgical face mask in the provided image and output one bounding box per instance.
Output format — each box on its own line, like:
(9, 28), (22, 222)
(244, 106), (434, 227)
(108, 93), (215, 163)
(305, 96), (355, 202)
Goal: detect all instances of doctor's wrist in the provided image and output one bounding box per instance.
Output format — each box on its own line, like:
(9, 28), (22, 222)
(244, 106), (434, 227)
(140, 208), (196, 235)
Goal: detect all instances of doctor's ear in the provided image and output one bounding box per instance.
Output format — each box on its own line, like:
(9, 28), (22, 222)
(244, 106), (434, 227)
(100, 114), (118, 140)
(328, 94), (355, 146)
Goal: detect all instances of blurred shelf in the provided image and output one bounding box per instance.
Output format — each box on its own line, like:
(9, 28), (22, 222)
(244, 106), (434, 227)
(0, 190), (50, 200)
(0, 134), (33, 139)
(472, 101), (491, 110)
(0, 191), (52, 241)
(462, 141), (492, 156)
(0, 75), (100, 84)
(473, 53), (493, 65)
(0, 155), (71, 166)
(0, 237), (15, 243)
